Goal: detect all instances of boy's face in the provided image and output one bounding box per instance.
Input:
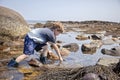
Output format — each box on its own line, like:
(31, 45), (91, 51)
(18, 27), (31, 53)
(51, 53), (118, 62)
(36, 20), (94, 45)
(54, 29), (61, 36)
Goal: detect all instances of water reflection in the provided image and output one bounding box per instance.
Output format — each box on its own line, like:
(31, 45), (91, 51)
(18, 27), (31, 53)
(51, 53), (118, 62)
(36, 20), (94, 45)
(57, 31), (119, 67)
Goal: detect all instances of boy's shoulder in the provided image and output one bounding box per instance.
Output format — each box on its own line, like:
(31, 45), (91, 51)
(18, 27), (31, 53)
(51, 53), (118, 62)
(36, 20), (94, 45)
(40, 28), (53, 35)
(34, 28), (50, 31)
(43, 28), (52, 32)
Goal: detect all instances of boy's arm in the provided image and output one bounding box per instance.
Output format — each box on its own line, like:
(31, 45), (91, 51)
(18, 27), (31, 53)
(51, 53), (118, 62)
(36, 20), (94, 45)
(49, 42), (63, 62)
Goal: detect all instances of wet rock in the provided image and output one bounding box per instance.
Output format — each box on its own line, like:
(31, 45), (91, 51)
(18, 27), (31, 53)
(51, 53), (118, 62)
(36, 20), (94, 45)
(88, 34), (102, 40)
(102, 38), (120, 45)
(101, 46), (120, 56)
(47, 48), (70, 60)
(56, 40), (62, 43)
(63, 43), (79, 52)
(97, 57), (119, 66)
(102, 39), (116, 45)
(28, 59), (43, 67)
(60, 48), (70, 56)
(76, 34), (88, 40)
(81, 40), (102, 54)
(47, 51), (59, 60)
(0, 6), (30, 42)
(81, 44), (97, 54)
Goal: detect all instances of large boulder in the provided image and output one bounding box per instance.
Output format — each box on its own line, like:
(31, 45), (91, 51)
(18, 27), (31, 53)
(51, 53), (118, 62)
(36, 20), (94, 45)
(0, 6), (30, 42)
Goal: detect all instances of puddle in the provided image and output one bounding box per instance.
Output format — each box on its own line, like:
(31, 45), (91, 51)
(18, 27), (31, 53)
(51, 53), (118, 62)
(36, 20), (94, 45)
(56, 31), (120, 67)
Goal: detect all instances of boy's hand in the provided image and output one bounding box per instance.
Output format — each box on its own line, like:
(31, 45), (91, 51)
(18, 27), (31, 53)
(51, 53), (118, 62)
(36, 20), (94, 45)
(57, 57), (63, 66)
(59, 57), (63, 63)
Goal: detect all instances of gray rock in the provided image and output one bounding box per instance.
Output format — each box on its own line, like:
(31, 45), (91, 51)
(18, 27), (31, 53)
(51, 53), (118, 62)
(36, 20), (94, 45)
(97, 57), (119, 66)
(101, 46), (120, 56)
(81, 40), (102, 54)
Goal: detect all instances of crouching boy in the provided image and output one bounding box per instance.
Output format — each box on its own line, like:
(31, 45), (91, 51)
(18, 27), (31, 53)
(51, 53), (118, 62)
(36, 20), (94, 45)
(7, 22), (64, 68)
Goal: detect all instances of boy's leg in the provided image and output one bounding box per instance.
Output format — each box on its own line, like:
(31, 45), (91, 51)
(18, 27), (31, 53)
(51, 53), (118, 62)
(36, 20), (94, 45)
(7, 54), (29, 68)
(8, 35), (35, 68)
(15, 54), (29, 63)
(41, 45), (49, 57)
(39, 45), (50, 64)
(35, 43), (52, 64)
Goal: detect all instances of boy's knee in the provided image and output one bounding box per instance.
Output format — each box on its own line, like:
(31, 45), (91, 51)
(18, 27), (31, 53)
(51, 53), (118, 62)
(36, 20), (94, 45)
(43, 45), (48, 49)
(23, 54), (30, 58)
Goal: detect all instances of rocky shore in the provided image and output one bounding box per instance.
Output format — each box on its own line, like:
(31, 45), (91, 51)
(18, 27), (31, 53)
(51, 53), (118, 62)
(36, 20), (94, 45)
(0, 6), (120, 80)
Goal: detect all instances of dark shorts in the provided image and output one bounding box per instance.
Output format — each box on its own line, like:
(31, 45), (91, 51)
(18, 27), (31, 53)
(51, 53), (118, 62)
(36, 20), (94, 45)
(23, 35), (46, 55)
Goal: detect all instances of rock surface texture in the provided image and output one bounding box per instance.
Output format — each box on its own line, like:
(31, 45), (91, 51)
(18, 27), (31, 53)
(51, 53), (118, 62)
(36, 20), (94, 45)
(0, 6), (30, 42)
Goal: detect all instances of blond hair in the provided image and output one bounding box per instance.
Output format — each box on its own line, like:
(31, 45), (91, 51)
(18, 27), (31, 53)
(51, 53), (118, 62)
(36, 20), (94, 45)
(44, 21), (64, 33)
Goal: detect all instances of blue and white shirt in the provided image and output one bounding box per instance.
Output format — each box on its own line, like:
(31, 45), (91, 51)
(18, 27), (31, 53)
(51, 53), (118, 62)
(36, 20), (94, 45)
(27, 28), (56, 44)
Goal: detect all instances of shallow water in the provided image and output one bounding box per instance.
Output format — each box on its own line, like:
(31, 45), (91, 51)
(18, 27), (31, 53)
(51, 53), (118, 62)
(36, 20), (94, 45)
(56, 31), (120, 67)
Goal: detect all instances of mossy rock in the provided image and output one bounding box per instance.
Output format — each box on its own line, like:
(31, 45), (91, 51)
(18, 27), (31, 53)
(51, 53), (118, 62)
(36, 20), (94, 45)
(0, 6), (30, 42)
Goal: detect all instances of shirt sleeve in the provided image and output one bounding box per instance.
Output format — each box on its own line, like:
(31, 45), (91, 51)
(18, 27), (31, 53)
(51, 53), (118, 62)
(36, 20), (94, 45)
(46, 32), (56, 43)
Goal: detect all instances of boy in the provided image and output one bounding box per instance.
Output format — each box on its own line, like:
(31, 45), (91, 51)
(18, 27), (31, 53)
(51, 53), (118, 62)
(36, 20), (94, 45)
(7, 22), (64, 67)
